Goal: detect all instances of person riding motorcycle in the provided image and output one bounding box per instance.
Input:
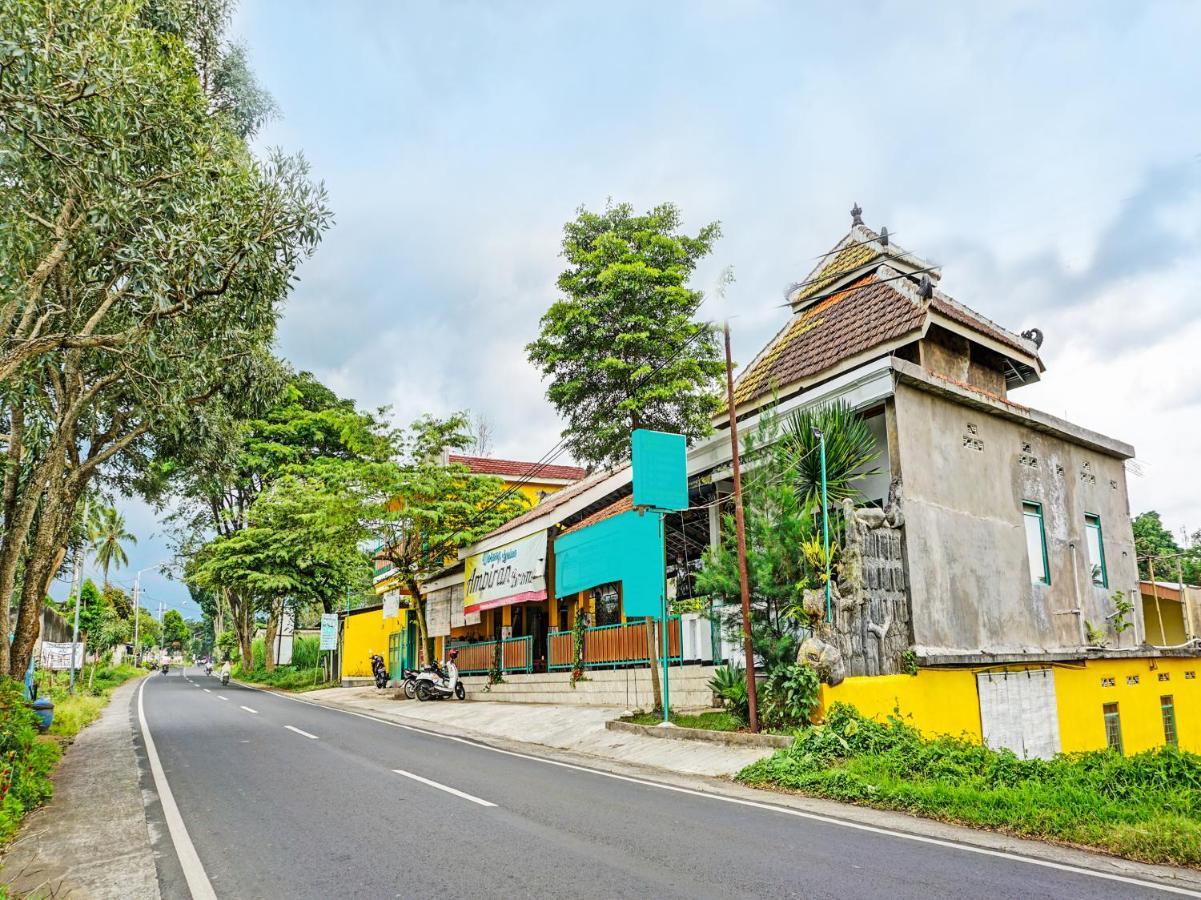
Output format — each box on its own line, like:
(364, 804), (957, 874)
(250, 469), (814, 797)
(220, 659), (231, 685)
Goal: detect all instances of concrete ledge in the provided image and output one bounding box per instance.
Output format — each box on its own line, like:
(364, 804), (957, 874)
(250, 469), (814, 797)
(607, 718), (794, 749)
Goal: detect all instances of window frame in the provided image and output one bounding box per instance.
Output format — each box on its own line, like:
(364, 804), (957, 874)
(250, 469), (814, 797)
(1161, 695), (1178, 748)
(1084, 513), (1108, 588)
(1103, 701), (1124, 755)
(1022, 501), (1051, 586)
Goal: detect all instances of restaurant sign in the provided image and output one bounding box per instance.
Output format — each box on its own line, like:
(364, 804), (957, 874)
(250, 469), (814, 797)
(464, 530), (547, 614)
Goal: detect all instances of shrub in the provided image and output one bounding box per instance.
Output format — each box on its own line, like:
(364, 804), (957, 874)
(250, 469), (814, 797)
(251, 638), (266, 670)
(291, 635), (321, 670)
(759, 663), (820, 731)
(0, 678), (60, 843)
(709, 665), (748, 724)
(740, 703), (1201, 866)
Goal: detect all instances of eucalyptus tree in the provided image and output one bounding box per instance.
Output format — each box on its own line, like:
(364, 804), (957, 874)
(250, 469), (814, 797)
(0, 0), (330, 675)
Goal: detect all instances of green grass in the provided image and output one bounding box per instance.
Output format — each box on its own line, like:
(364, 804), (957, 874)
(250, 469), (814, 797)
(625, 710), (743, 732)
(738, 702), (1201, 867)
(41, 664), (144, 741)
(233, 664), (332, 693)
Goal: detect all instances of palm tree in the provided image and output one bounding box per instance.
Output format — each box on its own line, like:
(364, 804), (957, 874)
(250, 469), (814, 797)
(779, 401), (881, 505)
(88, 506), (137, 587)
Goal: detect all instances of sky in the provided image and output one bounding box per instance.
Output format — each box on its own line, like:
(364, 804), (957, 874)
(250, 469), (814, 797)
(109, 0), (1201, 617)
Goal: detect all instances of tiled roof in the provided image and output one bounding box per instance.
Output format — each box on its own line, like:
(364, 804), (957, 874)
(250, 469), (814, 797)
(928, 294), (1032, 356)
(478, 465), (630, 542)
(559, 496), (633, 537)
(449, 454), (586, 482)
(735, 272), (927, 404)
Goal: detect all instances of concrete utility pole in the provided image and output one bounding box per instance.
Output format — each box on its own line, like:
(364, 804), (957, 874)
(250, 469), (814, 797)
(723, 322), (759, 733)
(68, 496), (91, 694)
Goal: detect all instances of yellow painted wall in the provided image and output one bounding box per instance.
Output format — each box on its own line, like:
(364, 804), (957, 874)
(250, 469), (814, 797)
(342, 607), (406, 677)
(819, 670), (983, 741)
(819, 657), (1200, 754)
(1054, 657), (1199, 754)
(1142, 597), (1189, 646)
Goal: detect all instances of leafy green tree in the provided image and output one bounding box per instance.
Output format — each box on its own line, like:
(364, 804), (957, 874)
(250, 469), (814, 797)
(1132, 511), (1201, 584)
(162, 609), (190, 649)
(177, 372), (393, 667)
(369, 414), (530, 664)
(0, 0), (330, 676)
(526, 202), (725, 469)
(88, 507), (137, 587)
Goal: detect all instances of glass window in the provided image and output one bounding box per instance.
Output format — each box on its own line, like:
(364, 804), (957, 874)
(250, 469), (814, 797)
(1085, 514), (1108, 587)
(593, 584), (621, 626)
(1023, 502), (1050, 585)
(1162, 696), (1178, 747)
(1103, 702), (1123, 754)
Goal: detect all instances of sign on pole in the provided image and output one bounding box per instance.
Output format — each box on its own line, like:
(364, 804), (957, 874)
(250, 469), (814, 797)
(631, 429), (688, 511)
(319, 613), (338, 651)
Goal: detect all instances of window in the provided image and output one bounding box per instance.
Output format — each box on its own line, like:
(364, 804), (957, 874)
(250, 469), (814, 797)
(1023, 501), (1050, 585)
(593, 583), (621, 626)
(1103, 702), (1123, 754)
(1162, 696), (1178, 747)
(1084, 514), (1108, 587)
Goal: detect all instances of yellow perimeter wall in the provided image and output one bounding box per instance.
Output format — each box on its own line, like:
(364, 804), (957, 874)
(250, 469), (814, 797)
(819, 657), (1200, 754)
(342, 607), (406, 677)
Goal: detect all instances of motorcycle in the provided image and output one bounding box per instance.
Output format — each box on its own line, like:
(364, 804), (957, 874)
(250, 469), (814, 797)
(220, 671), (230, 686)
(415, 651), (465, 701)
(160, 662), (170, 675)
(401, 663), (442, 700)
(204, 662), (213, 676)
(370, 653), (389, 689)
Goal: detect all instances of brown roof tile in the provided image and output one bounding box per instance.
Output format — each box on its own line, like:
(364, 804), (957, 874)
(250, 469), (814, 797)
(735, 273), (926, 405)
(449, 454), (586, 482)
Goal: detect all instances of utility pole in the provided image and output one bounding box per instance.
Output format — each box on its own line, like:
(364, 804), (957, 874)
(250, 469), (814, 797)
(723, 323), (759, 733)
(814, 428), (832, 622)
(132, 573), (141, 666)
(68, 496), (91, 694)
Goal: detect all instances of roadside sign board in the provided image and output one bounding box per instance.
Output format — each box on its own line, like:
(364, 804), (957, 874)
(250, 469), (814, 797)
(319, 613), (338, 651)
(631, 429), (687, 511)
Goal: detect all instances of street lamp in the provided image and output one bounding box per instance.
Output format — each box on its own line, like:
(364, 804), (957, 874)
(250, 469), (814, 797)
(812, 427), (832, 624)
(132, 560), (177, 665)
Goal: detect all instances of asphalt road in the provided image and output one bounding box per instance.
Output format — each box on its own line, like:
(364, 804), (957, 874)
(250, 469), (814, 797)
(135, 667), (1184, 900)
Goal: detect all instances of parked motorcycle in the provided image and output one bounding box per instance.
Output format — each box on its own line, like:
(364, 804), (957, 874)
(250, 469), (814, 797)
(370, 653), (389, 689)
(415, 650), (465, 701)
(401, 662), (443, 700)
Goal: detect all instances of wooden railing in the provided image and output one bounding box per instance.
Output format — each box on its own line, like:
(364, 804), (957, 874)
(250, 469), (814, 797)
(448, 636), (533, 675)
(547, 618), (681, 670)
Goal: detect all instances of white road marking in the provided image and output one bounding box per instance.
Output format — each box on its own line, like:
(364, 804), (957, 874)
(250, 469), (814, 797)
(246, 684), (1200, 898)
(203, 688), (211, 693)
(284, 725), (319, 740)
(217, 695), (229, 701)
(240, 705), (257, 714)
(392, 768), (496, 807)
(137, 679), (218, 900)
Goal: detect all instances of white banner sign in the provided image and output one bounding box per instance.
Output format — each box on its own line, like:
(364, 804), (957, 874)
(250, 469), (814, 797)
(382, 590), (400, 620)
(464, 530), (547, 613)
(40, 641), (84, 671)
(319, 614), (338, 651)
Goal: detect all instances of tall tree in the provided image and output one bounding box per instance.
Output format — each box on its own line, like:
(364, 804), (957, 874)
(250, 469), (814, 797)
(161, 609), (190, 649)
(0, 0), (329, 675)
(1132, 511), (1200, 583)
(527, 202), (725, 469)
(88, 506), (137, 587)
(369, 414), (530, 664)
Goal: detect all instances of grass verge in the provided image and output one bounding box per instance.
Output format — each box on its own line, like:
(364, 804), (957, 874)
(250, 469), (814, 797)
(625, 710), (743, 732)
(233, 664), (333, 693)
(0, 664), (143, 844)
(737, 702), (1201, 867)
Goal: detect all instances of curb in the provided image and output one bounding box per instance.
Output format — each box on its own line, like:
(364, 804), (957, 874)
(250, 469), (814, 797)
(606, 719), (794, 749)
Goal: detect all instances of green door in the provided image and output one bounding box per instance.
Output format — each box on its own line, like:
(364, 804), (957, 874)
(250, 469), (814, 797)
(387, 631), (402, 680)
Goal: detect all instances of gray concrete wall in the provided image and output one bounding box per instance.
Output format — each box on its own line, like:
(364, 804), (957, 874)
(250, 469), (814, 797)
(892, 382), (1140, 658)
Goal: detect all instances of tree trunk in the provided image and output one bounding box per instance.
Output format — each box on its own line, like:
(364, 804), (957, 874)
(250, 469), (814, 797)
(405, 577), (431, 665)
(646, 618), (663, 712)
(263, 599), (281, 673)
(9, 480), (76, 677)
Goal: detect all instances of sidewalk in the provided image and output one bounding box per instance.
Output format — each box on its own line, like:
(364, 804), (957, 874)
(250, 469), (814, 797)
(303, 686), (775, 776)
(1, 678), (159, 900)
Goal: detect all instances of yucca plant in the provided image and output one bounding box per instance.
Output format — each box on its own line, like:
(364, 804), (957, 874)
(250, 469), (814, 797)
(779, 401), (880, 506)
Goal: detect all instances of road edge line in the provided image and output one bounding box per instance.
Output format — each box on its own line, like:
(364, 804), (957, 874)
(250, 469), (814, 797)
(137, 678), (219, 900)
(246, 684), (1201, 898)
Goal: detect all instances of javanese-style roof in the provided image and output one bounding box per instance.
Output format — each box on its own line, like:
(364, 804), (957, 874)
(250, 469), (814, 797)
(734, 216), (1043, 407)
(449, 454), (586, 483)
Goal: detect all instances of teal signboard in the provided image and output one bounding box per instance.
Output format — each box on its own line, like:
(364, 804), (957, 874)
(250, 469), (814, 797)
(631, 429), (687, 512)
(554, 510), (664, 618)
